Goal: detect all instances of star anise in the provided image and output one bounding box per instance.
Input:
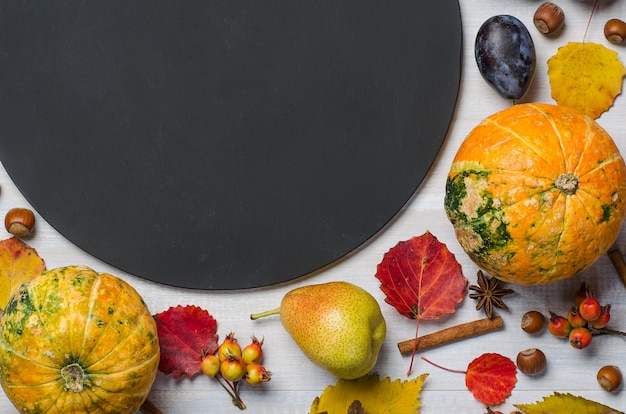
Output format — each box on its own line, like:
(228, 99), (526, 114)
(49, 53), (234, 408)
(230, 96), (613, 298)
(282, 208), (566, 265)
(469, 270), (514, 318)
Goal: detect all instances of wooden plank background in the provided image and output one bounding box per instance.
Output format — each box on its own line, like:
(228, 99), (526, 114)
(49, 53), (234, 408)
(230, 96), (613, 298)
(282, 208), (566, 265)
(0, 1), (625, 412)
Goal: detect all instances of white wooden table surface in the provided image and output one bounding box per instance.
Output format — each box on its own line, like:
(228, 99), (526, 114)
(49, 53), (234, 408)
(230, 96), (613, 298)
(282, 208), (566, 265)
(1, 1), (626, 412)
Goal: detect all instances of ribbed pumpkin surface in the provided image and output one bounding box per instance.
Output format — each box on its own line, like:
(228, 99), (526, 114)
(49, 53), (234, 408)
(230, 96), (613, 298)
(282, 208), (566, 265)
(445, 103), (626, 285)
(0, 266), (159, 413)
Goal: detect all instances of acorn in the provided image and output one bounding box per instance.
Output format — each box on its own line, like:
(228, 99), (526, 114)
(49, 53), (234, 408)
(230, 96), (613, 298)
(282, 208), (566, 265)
(4, 208), (36, 237)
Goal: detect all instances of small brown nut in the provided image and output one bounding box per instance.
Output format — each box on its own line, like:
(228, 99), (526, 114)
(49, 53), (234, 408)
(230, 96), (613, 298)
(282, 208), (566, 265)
(521, 310), (546, 334)
(604, 19), (626, 44)
(597, 365), (622, 392)
(4, 208), (36, 237)
(516, 348), (546, 376)
(533, 2), (565, 35)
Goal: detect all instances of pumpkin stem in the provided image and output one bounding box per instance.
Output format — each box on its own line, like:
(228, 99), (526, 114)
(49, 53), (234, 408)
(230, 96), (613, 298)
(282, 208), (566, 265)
(61, 363), (85, 393)
(555, 173), (579, 195)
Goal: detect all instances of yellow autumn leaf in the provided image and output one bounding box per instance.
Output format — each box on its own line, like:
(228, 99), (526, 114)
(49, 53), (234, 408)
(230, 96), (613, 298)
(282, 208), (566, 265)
(515, 392), (624, 414)
(548, 41), (626, 119)
(0, 237), (46, 312)
(309, 373), (428, 414)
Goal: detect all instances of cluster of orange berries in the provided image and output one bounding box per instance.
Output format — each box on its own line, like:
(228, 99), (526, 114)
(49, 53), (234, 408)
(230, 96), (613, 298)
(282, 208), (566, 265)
(201, 332), (271, 386)
(548, 282), (611, 349)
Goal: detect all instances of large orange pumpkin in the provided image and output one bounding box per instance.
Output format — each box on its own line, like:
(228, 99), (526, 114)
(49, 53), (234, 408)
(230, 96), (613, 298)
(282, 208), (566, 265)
(444, 103), (626, 285)
(0, 266), (159, 413)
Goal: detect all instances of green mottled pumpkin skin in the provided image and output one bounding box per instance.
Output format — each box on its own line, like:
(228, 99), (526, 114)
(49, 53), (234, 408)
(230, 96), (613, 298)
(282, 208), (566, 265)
(0, 266), (159, 413)
(445, 103), (626, 285)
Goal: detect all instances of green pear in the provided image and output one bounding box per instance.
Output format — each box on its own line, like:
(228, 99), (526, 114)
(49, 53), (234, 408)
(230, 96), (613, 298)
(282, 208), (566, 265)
(250, 281), (386, 379)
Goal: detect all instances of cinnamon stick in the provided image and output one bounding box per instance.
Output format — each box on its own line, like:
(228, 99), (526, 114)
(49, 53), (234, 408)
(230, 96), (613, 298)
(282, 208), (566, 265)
(608, 249), (626, 291)
(397, 316), (504, 355)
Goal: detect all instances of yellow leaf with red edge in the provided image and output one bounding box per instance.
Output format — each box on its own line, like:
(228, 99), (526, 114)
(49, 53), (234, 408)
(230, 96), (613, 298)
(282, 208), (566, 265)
(548, 42), (626, 119)
(0, 237), (46, 311)
(515, 392), (624, 413)
(309, 373), (428, 414)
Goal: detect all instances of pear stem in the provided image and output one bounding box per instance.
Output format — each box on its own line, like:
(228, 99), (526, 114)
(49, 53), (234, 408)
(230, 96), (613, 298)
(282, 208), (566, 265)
(250, 308), (281, 320)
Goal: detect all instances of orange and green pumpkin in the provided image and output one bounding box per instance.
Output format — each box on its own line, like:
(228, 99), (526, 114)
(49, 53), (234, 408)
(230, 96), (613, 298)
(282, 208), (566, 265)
(445, 103), (626, 285)
(0, 265), (159, 413)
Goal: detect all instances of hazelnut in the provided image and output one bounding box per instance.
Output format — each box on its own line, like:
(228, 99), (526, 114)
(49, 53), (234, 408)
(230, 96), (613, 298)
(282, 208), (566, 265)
(4, 208), (36, 237)
(521, 310), (546, 334)
(533, 2), (565, 35)
(516, 348), (547, 376)
(604, 19), (626, 44)
(597, 365), (622, 392)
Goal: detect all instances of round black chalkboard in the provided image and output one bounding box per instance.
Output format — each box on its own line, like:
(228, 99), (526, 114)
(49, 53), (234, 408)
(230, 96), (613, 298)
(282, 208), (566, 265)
(0, 1), (462, 289)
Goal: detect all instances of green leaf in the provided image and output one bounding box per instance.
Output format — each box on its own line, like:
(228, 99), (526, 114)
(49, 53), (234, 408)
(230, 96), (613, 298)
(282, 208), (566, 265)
(309, 373), (428, 414)
(515, 392), (624, 414)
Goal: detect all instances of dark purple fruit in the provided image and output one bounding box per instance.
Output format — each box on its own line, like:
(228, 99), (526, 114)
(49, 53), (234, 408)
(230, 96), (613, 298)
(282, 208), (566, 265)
(475, 15), (536, 100)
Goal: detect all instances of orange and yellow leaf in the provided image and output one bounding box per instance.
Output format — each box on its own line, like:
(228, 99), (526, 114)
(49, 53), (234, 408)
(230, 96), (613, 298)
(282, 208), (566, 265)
(465, 353), (517, 405)
(0, 237), (46, 311)
(309, 373), (428, 414)
(515, 392), (624, 413)
(548, 42), (625, 119)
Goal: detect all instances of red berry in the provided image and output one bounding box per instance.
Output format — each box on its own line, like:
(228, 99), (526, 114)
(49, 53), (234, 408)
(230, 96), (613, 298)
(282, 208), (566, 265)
(548, 311), (571, 338)
(244, 363), (272, 386)
(567, 306), (587, 328)
(579, 296), (601, 321)
(220, 354), (246, 382)
(218, 332), (242, 362)
(200, 354), (220, 377)
(242, 335), (264, 365)
(589, 304), (611, 329)
(569, 327), (593, 349)
(573, 281), (589, 307)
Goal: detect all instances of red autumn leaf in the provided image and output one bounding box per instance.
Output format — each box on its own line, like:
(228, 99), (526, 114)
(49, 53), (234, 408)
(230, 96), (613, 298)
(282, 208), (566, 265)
(154, 305), (219, 378)
(465, 353), (517, 405)
(375, 231), (467, 320)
